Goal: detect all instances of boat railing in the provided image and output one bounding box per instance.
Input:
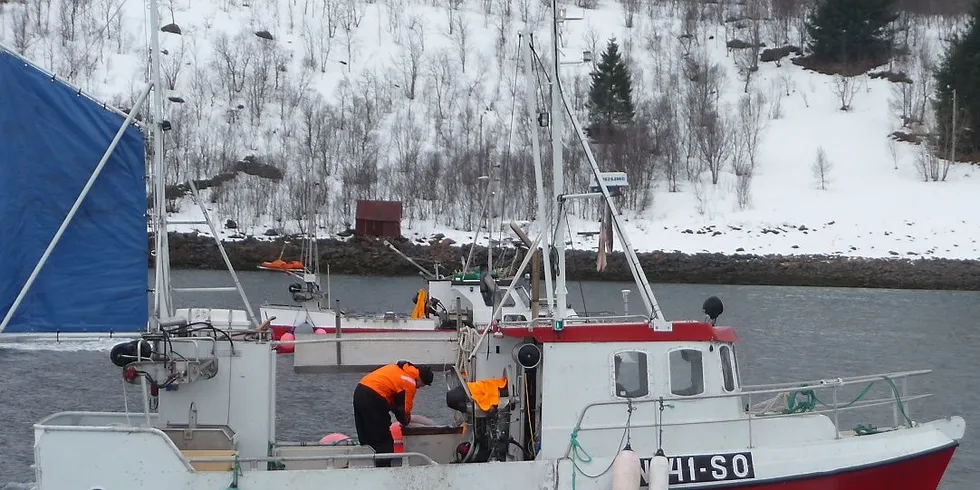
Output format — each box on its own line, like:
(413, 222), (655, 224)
(563, 368), (932, 457)
(185, 451), (439, 470)
(497, 314), (652, 328)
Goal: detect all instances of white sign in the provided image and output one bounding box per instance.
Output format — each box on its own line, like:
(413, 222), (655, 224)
(589, 171), (629, 191)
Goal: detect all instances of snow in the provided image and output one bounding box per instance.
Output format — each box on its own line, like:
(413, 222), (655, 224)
(1, 0), (977, 260)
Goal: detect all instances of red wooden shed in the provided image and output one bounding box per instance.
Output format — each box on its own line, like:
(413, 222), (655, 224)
(355, 200), (402, 238)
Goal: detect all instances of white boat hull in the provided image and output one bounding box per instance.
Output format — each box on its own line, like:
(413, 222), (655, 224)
(32, 413), (962, 490)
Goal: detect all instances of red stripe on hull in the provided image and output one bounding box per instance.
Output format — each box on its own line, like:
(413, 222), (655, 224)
(500, 321), (739, 344)
(724, 444), (956, 490)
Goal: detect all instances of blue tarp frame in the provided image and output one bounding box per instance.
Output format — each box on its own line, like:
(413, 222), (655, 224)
(0, 47), (149, 334)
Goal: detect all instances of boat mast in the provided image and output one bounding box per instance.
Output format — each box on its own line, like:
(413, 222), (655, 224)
(149, 0), (173, 326)
(520, 32), (554, 318)
(550, 0), (567, 323)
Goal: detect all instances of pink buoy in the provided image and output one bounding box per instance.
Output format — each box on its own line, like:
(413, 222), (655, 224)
(320, 433), (351, 445)
(278, 332), (295, 354)
(314, 328), (328, 335)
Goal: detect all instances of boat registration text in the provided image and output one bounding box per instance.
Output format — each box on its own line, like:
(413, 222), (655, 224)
(639, 452), (755, 486)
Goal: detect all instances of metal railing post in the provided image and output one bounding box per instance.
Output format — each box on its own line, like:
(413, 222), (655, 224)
(902, 377), (910, 424)
(335, 299), (342, 366)
(893, 388), (900, 427)
(833, 384), (840, 439)
(746, 393), (754, 448)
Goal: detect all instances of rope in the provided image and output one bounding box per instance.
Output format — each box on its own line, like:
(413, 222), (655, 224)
(226, 454), (241, 488)
(756, 375), (914, 434)
(455, 328), (480, 378)
(566, 403), (633, 490)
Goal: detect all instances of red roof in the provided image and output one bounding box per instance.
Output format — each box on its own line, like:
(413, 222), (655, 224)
(355, 200), (402, 222)
(499, 321), (737, 343)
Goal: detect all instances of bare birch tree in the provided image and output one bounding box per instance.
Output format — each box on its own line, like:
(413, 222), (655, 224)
(887, 137), (899, 170)
(399, 17), (425, 99)
(832, 75), (859, 111)
(812, 146), (831, 190)
(452, 12), (469, 73)
(622, 0), (639, 27)
(12, 7), (33, 54)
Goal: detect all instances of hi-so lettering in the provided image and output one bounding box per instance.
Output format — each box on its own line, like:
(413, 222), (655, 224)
(639, 452), (755, 486)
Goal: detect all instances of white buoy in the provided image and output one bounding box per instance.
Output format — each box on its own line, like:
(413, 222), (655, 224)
(647, 449), (669, 490)
(611, 445), (642, 490)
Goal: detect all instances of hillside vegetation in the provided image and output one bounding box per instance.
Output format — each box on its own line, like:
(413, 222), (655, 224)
(1, 0), (979, 258)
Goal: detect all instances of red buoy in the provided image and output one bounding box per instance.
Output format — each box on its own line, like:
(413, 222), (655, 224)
(278, 332), (295, 354)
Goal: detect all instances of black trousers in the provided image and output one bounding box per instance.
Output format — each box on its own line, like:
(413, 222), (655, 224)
(353, 383), (395, 467)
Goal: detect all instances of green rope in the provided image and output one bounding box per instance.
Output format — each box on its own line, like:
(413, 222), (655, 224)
(267, 441), (286, 471)
(227, 454), (241, 489)
(763, 375), (914, 435)
(854, 424), (882, 435)
(568, 428), (590, 490)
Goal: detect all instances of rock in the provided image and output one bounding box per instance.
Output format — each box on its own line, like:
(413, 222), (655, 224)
(155, 234), (980, 291)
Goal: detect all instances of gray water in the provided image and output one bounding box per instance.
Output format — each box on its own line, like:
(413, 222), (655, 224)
(1, 270), (977, 489)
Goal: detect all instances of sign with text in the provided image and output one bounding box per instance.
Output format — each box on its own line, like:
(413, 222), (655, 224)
(639, 452), (756, 486)
(588, 171), (629, 193)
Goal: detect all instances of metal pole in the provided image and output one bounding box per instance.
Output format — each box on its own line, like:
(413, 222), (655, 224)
(335, 299), (342, 366)
(951, 88), (957, 164)
(832, 384), (840, 439)
(140, 377), (153, 426)
(550, 4), (568, 323)
(186, 180), (258, 327)
(0, 84), (152, 335)
(520, 32), (554, 316)
(149, 0), (173, 323)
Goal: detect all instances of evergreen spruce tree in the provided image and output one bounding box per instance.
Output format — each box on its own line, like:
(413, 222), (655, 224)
(587, 39), (635, 140)
(805, 0), (898, 66)
(934, 1), (980, 159)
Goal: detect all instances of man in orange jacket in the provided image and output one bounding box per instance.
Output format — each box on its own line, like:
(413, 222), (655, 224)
(353, 360), (434, 466)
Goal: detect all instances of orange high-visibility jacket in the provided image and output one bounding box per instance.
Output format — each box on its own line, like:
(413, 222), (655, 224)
(359, 362), (422, 425)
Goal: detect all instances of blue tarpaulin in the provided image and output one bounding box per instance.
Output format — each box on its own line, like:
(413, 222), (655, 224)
(0, 49), (148, 333)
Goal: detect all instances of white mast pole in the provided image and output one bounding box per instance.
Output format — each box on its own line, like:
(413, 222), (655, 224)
(149, 0), (173, 326)
(550, 0), (567, 323)
(520, 32), (554, 317)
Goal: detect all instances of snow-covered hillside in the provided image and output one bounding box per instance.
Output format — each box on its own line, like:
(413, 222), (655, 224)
(1, 0), (977, 259)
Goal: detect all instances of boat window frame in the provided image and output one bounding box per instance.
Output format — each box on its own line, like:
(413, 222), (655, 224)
(667, 347), (705, 397)
(731, 344), (742, 386)
(719, 344), (736, 392)
(610, 349), (650, 399)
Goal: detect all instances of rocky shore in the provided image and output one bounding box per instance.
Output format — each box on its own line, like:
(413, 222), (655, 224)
(161, 233), (980, 291)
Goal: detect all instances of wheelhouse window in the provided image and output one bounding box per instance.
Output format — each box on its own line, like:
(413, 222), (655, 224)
(669, 349), (704, 396)
(720, 345), (736, 392)
(613, 351), (649, 398)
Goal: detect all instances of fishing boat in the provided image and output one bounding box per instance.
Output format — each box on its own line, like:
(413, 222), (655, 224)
(4, 0), (966, 487)
(258, 237), (557, 353)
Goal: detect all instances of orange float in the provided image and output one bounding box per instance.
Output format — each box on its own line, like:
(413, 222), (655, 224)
(390, 422), (404, 453)
(258, 259), (305, 271)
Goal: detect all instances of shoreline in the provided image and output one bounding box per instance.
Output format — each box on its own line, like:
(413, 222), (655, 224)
(160, 233), (980, 291)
